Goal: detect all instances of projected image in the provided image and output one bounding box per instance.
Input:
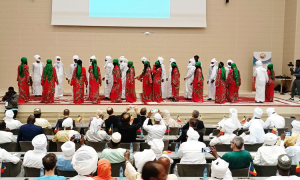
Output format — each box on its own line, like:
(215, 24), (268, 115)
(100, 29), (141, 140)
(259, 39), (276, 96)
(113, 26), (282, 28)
(89, 0), (170, 19)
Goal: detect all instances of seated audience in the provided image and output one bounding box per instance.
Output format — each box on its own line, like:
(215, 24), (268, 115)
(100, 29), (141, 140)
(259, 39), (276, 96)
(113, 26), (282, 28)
(157, 157), (178, 180)
(52, 118), (80, 142)
(0, 120), (16, 143)
(4, 110), (22, 130)
(209, 121), (236, 146)
(93, 159), (115, 180)
(23, 134), (48, 168)
(277, 120), (300, 146)
(209, 158), (233, 180)
(56, 141), (76, 171)
(285, 142), (300, 165)
(100, 132), (128, 163)
(17, 115), (44, 142)
(56, 109), (76, 130)
(71, 146), (98, 180)
(35, 153), (67, 180)
(264, 107), (285, 129)
(210, 136), (253, 169)
(242, 107), (265, 129)
(253, 133), (286, 165)
(132, 107), (153, 126)
(176, 118), (203, 142)
(33, 108), (52, 129)
(161, 110), (180, 127)
(2, 87), (19, 118)
(218, 108), (241, 130)
(0, 147), (21, 164)
(141, 161), (168, 180)
(182, 110), (205, 130)
(149, 139), (173, 164)
(105, 107), (120, 133)
(178, 127), (206, 164)
(143, 111), (166, 143)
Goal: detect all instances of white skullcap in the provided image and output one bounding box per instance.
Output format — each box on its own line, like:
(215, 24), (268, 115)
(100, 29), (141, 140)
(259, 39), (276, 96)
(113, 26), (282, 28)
(223, 122), (236, 134)
(256, 60), (263, 66)
(211, 58), (218, 66)
(72, 146), (98, 175)
(187, 127), (200, 141)
(211, 158), (229, 179)
(134, 149), (156, 173)
(264, 133), (277, 146)
(154, 113), (162, 122)
(148, 139), (164, 158)
(34, 55), (41, 62)
(62, 118), (73, 129)
(32, 134), (47, 152)
(90, 118), (103, 134)
(141, 57), (147, 62)
(158, 57), (164, 64)
(253, 107), (263, 118)
(5, 110), (14, 119)
(112, 132), (121, 143)
(90, 55), (96, 60)
(227, 59), (233, 66)
(61, 141), (75, 160)
(105, 56), (112, 62)
(292, 120), (300, 132)
(266, 107), (275, 117)
(170, 58), (176, 63)
(190, 58), (196, 66)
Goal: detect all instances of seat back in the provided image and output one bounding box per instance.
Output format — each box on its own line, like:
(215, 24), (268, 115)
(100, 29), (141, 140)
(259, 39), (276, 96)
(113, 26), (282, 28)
(230, 168), (249, 177)
(11, 129), (19, 135)
(198, 128), (206, 137)
(163, 139), (169, 151)
(111, 162), (126, 177)
(177, 164), (211, 177)
(0, 142), (18, 152)
(237, 129), (248, 135)
(43, 128), (54, 135)
(253, 165), (277, 177)
(291, 165), (300, 177)
(20, 141), (50, 152)
(1, 161), (22, 177)
(72, 127), (81, 134)
(85, 141), (110, 152)
(119, 143), (140, 151)
(170, 142), (181, 151)
(244, 144), (263, 151)
(56, 142), (81, 152)
(214, 144), (232, 152)
(140, 142), (150, 151)
(165, 127), (179, 135)
(137, 130), (148, 135)
(212, 129), (220, 136)
(57, 169), (78, 177)
(24, 167), (41, 177)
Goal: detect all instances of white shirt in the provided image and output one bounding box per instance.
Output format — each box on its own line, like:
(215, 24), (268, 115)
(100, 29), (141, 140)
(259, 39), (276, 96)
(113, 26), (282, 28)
(0, 131), (17, 143)
(23, 149), (46, 168)
(264, 114), (285, 129)
(209, 134), (236, 146)
(266, 176), (300, 180)
(178, 140), (206, 164)
(253, 146), (286, 165)
(85, 130), (111, 142)
(0, 148), (20, 164)
(70, 175), (94, 180)
(143, 118), (166, 142)
(5, 119), (23, 130)
(285, 146), (300, 165)
(243, 119), (264, 130)
(34, 118), (52, 129)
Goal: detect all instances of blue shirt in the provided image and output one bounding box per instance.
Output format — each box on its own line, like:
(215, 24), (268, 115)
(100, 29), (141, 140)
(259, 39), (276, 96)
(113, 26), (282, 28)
(56, 155), (75, 171)
(34, 175), (66, 180)
(17, 123), (44, 142)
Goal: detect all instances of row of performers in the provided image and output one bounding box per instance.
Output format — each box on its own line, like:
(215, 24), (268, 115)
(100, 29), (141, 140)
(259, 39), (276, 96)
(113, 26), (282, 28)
(16, 55), (275, 104)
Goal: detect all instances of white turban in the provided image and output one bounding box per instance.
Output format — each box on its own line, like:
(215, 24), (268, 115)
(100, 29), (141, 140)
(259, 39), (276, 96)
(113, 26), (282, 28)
(141, 57), (147, 62)
(228, 108), (241, 130)
(134, 149), (156, 173)
(227, 59), (233, 67)
(211, 158), (229, 179)
(256, 60), (263, 66)
(105, 56), (112, 63)
(223, 122), (236, 134)
(154, 113), (162, 122)
(292, 120), (300, 133)
(119, 56), (126, 62)
(189, 58), (196, 66)
(170, 58), (176, 64)
(211, 58), (217, 66)
(253, 107), (263, 119)
(73, 55), (79, 63)
(72, 146), (98, 175)
(266, 107), (275, 117)
(5, 110), (14, 121)
(32, 134), (47, 152)
(187, 127), (200, 141)
(90, 117), (103, 134)
(158, 57), (164, 64)
(61, 141), (75, 160)
(90, 55), (96, 60)
(34, 55), (41, 62)
(264, 133), (277, 146)
(112, 132), (121, 143)
(148, 139), (164, 158)
(62, 118), (73, 129)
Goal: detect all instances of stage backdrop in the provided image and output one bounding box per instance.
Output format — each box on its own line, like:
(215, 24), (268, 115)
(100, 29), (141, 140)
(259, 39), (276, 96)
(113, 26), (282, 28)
(252, 52), (272, 91)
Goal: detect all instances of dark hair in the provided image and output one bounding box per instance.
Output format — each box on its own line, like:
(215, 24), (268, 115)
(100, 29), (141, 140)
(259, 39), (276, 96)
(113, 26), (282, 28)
(42, 153), (57, 171)
(27, 115), (36, 124)
(122, 113), (131, 124)
(107, 107), (114, 115)
(0, 120), (6, 131)
(8, 87), (14, 91)
(142, 161), (161, 180)
(34, 113), (41, 118)
(192, 110), (199, 118)
(77, 60), (82, 65)
(111, 140), (120, 147)
(63, 109), (70, 116)
(140, 108), (147, 116)
(189, 118), (198, 128)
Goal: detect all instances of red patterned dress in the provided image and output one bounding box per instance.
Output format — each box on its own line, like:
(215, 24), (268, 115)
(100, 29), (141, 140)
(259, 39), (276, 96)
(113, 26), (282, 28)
(110, 65), (122, 103)
(137, 67), (153, 102)
(153, 67), (163, 103)
(41, 67), (58, 103)
(215, 69), (226, 104)
(265, 70), (275, 102)
(226, 70), (241, 103)
(88, 66), (101, 104)
(171, 68), (180, 101)
(125, 67), (137, 103)
(192, 68), (204, 102)
(17, 65), (30, 103)
(71, 67), (88, 104)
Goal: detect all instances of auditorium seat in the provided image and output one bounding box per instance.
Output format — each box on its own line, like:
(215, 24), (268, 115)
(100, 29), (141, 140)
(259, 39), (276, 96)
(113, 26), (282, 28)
(290, 165), (300, 177)
(244, 143), (263, 151)
(111, 161), (126, 177)
(214, 144), (232, 151)
(177, 164), (211, 177)
(253, 165), (277, 177)
(0, 142), (18, 152)
(264, 128), (288, 135)
(24, 167), (40, 177)
(212, 129), (220, 136)
(85, 141), (110, 152)
(57, 169), (78, 177)
(170, 142), (181, 151)
(11, 129), (19, 135)
(165, 127), (179, 135)
(20, 141), (50, 152)
(230, 168), (249, 177)
(1, 161), (22, 177)
(119, 143), (140, 151)
(43, 128), (54, 135)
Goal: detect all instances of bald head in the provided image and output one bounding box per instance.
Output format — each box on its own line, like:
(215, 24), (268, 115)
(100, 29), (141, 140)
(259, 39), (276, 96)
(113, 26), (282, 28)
(107, 107), (114, 115)
(122, 113), (131, 124)
(27, 115), (36, 124)
(0, 120), (6, 131)
(158, 157), (170, 174)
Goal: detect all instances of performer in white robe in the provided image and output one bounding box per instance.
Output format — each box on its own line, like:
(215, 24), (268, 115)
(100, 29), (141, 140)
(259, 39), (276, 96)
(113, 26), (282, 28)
(225, 59), (233, 78)
(87, 55), (96, 96)
(207, 58), (218, 100)
(264, 107), (285, 129)
(184, 58), (196, 99)
(54, 56), (67, 97)
(167, 58), (176, 98)
(103, 56), (114, 100)
(253, 60), (268, 103)
(120, 56), (128, 99)
(158, 57), (167, 99)
(30, 55), (44, 96)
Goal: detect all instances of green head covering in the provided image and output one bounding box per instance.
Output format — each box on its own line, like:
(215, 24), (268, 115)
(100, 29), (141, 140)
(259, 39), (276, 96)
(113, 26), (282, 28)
(267, 64), (274, 80)
(195, 62), (204, 80)
(143, 61), (151, 74)
(171, 62), (180, 76)
(44, 59), (53, 82)
(19, 57), (27, 77)
(92, 59), (98, 80)
(155, 61), (161, 66)
(127, 61), (134, 74)
(113, 59), (119, 66)
(231, 63), (240, 86)
(76, 60), (82, 79)
(218, 62), (226, 81)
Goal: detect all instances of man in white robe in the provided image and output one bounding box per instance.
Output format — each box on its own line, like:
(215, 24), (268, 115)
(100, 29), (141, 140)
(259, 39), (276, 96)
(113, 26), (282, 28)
(23, 134), (47, 168)
(148, 139), (173, 164)
(209, 158), (232, 180)
(103, 56), (114, 100)
(277, 120), (300, 147)
(264, 107), (285, 129)
(86, 55), (96, 95)
(54, 56), (67, 97)
(225, 59), (233, 78)
(253, 60), (268, 103)
(167, 58), (176, 98)
(120, 56), (128, 99)
(4, 110), (23, 130)
(218, 108), (241, 131)
(207, 58), (218, 100)
(184, 58), (196, 100)
(0, 120), (17, 143)
(285, 140), (300, 165)
(210, 121), (237, 146)
(30, 55), (44, 96)
(158, 57), (167, 99)
(143, 113), (166, 143)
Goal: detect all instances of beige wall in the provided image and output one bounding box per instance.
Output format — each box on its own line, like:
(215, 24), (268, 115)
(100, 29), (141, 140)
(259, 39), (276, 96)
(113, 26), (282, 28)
(0, 0), (285, 94)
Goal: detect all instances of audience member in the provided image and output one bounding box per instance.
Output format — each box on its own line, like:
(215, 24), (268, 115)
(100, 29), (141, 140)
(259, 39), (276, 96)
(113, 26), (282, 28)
(4, 110), (22, 130)
(56, 141), (76, 171)
(284, 136), (300, 165)
(218, 108), (241, 130)
(93, 159), (115, 180)
(209, 158), (232, 180)
(157, 157), (178, 180)
(132, 107), (153, 126)
(52, 118), (80, 142)
(242, 107), (264, 129)
(210, 136), (253, 169)
(100, 132), (128, 163)
(149, 139), (173, 164)
(104, 107), (120, 133)
(23, 134), (48, 168)
(0, 147), (21, 164)
(2, 87), (19, 118)
(35, 153), (67, 180)
(182, 110), (205, 130)
(33, 108), (52, 129)
(0, 120), (16, 143)
(253, 133), (286, 165)
(85, 110), (110, 142)
(160, 110), (180, 127)
(277, 120), (300, 146)
(141, 161), (168, 180)
(71, 146), (98, 180)
(210, 121), (236, 146)
(176, 118), (203, 142)
(264, 107), (285, 129)
(17, 115), (44, 142)
(143, 111), (166, 143)
(56, 109), (76, 130)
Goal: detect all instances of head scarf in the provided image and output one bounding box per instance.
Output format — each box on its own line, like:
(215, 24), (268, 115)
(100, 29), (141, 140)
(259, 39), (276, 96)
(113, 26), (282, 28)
(90, 55), (96, 61)
(227, 59), (233, 67)
(104, 56), (112, 69)
(211, 58), (217, 67)
(92, 59), (98, 80)
(189, 58), (196, 66)
(211, 158), (230, 179)
(134, 149), (156, 173)
(55, 56), (61, 64)
(170, 58), (176, 64)
(161, 110), (172, 125)
(113, 59), (120, 67)
(228, 108), (241, 130)
(158, 57), (164, 64)
(32, 134), (47, 152)
(143, 61), (151, 74)
(266, 107), (276, 117)
(148, 139), (164, 159)
(19, 57), (27, 77)
(126, 61), (135, 75)
(155, 61), (161, 69)
(61, 141), (75, 160)
(73, 55), (79, 64)
(231, 63), (239, 86)
(62, 117), (73, 129)
(171, 62), (180, 76)
(5, 110), (14, 121)
(291, 120), (300, 133)
(76, 60), (82, 79)
(253, 107), (263, 119)
(141, 57), (147, 62)
(195, 62), (204, 79)
(223, 122), (236, 134)
(72, 146), (98, 175)
(154, 113), (162, 122)
(44, 59), (53, 82)
(94, 159), (115, 180)
(268, 64), (274, 80)
(264, 133), (277, 146)
(90, 117), (103, 134)
(119, 56), (126, 63)
(34, 55), (41, 62)
(256, 60), (263, 66)
(187, 127), (200, 141)
(218, 62), (226, 81)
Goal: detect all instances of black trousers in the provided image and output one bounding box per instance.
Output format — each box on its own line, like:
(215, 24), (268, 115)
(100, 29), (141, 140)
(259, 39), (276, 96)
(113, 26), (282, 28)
(291, 79), (300, 98)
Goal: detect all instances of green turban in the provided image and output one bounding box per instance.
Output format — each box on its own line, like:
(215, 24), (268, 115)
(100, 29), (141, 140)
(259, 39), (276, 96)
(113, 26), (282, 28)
(92, 59), (98, 81)
(171, 62), (180, 76)
(113, 59), (120, 67)
(195, 62), (204, 80)
(144, 61), (151, 69)
(155, 61), (161, 67)
(231, 63), (240, 86)
(44, 59), (53, 82)
(19, 57), (27, 77)
(127, 61), (134, 74)
(218, 62), (226, 81)
(267, 64), (274, 80)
